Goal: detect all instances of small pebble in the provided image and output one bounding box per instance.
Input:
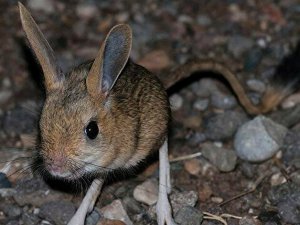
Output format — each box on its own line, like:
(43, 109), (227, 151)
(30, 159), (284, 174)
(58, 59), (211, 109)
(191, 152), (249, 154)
(76, 3), (98, 20)
(28, 0), (55, 13)
(22, 212), (40, 225)
(170, 190), (198, 214)
(204, 111), (248, 141)
(196, 15), (212, 26)
(122, 197), (142, 215)
(244, 48), (263, 71)
(100, 200), (133, 225)
(291, 171), (300, 185)
(39, 201), (76, 225)
(278, 198), (300, 224)
(211, 196), (223, 204)
(246, 79), (266, 93)
(234, 116), (288, 162)
(191, 79), (218, 98)
(240, 162), (257, 178)
(0, 90), (12, 105)
(0, 172), (12, 188)
(174, 206), (203, 225)
(193, 99), (209, 111)
(281, 93), (300, 109)
(133, 179), (158, 206)
(184, 159), (201, 175)
(86, 210), (101, 225)
(210, 91), (237, 110)
(182, 116), (202, 129)
(239, 216), (261, 225)
(270, 172), (287, 186)
(0, 204), (22, 218)
(227, 35), (254, 58)
(149, 190), (199, 218)
(268, 182), (300, 204)
(202, 143), (237, 172)
(169, 94), (183, 111)
(282, 131), (300, 168)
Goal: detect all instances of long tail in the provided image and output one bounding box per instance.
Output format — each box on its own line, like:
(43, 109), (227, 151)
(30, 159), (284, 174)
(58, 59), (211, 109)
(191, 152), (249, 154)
(160, 52), (300, 115)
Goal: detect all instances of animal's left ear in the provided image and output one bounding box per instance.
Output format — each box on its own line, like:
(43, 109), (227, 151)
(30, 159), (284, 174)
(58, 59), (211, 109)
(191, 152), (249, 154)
(86, 24), (132, 98)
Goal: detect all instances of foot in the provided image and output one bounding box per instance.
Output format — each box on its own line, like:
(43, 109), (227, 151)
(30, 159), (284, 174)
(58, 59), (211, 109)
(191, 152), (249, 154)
(156, 192), (177, 225)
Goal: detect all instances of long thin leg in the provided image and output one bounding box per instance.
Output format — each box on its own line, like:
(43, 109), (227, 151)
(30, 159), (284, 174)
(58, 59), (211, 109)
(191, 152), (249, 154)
(67, 178), (104, 225)
(156, 139), (177, 225)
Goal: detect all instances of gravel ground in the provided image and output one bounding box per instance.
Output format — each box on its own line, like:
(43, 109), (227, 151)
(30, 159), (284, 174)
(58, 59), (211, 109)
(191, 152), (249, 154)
(0, 0), (300, 225)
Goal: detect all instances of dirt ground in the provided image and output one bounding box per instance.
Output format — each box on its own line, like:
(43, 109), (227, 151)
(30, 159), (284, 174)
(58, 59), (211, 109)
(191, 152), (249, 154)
(0, 0), (300, 225)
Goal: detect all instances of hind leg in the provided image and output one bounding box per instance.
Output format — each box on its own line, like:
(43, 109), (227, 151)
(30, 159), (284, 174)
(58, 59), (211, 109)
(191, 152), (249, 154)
(156, 139), (177, 225)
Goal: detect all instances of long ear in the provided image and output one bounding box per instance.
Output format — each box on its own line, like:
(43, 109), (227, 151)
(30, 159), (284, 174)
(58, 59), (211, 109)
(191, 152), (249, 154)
(19, 2), (63, 92)
(86, 24), (132, 98)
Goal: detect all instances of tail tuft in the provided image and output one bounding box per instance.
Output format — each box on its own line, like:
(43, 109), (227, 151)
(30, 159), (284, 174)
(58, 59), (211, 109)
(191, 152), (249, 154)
(261, 43), (300, 113)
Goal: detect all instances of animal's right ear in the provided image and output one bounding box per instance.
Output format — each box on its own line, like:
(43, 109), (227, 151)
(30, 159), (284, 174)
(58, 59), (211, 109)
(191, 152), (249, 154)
(19, 2), (64, 92)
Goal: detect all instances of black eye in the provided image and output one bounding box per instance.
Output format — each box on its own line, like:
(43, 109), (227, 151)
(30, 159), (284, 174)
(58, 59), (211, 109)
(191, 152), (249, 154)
(85, 121), (99, 140)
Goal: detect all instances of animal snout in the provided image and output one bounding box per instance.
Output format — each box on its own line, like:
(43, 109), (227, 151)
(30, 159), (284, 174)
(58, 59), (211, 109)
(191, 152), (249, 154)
(44, 154), (69, 177)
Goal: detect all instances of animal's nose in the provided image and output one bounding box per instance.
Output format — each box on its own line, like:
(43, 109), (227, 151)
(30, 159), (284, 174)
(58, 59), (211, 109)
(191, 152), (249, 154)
(45, 155), (67, 176)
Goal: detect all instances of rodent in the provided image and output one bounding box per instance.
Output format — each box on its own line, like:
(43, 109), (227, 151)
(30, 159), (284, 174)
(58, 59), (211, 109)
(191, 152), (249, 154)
(19, 2), (299, 224)
(18, 3), (299, 178)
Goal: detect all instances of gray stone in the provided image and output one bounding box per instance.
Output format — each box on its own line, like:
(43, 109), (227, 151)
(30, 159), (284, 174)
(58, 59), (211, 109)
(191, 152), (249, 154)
(228, 35), (254, 58)
(211, 91), (237, 110)
(22, 212), (40, 225)
(28, 0), (55, 13)
(122, 197), (142, 215)
(196, 15), (212, 26)
(148, 190), (198, 220)
(281, 131), (300, 168)
(246, 79), (266, 93)
(170, 94), (183, 111)
(99, 199), (133, 225)
(193, 99), (209, 111)
(240, 162), (257, 178)
(2, 105), (38, 135)
(6, 220), (19, 225)
(202, 143), (237, 172)
(268, 182), (300, 204)
(170, 190), (198, 215)
(234, 116), (288, 162)
(133, 179), (158, 205)
(86, 209), (101, 225)
(76, 3), (98, 20)
(174, 206), (203, 225)
(39, 201), (76, 225)
(0, 172), (11, 188)
(0, 204), (22, 218)
(204, 111), (248, 141)
(191, 79), (218, 98)
(239, 216), (261, 225)
(278, 197), (300, 224)
(0, 89), (12, 105)
(244, 48), (263, 71)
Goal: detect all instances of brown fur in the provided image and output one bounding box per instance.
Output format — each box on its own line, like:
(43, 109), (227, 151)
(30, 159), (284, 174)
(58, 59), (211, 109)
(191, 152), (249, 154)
(39, 60), (169, 177)
(20, 2), (290, 180)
